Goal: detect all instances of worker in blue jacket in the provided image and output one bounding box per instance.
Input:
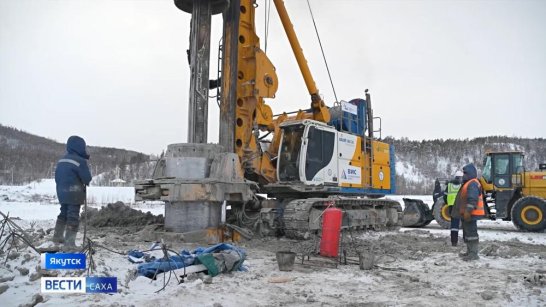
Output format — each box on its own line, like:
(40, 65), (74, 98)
(53, 136), (92, 247)
(451, 163), (485, 261)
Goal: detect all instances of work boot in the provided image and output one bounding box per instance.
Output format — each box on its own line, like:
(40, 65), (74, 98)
(462, 241), (480, 261)
(458, 245), (468, 257)
(63, 225), (80, 252)
(52, 218), (66, 244)
(450, 232), (458, 247)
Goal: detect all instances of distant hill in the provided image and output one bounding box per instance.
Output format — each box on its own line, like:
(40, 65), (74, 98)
(1, 124), (544, 194)
(388, 136), (546, 194)
(0, 124), (154, 185)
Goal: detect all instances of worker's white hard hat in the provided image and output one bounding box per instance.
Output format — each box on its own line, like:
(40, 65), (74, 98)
(455, 171), (463, 177)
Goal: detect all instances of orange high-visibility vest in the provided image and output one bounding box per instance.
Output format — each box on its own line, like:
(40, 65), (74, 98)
(459, 178), (485, 217)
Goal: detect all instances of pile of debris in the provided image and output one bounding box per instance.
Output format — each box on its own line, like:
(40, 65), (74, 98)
(82, 202), (164, 227)
(524, 273), (545, 287)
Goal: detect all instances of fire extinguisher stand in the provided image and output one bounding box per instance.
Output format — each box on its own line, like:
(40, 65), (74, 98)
(319, 202), (343, 258)
(295, 201), (340, 269)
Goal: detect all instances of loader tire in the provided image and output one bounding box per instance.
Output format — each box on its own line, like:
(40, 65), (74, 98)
(511, 196), (546, 232)
(433, 198), (451, 229)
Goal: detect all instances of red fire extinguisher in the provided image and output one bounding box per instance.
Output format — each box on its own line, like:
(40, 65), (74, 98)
(320, 205), (342, 257)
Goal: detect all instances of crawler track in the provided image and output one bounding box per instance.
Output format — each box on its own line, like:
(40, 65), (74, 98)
(283, 198), (403, 239)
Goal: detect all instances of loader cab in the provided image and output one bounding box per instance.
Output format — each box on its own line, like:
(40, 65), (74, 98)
(277, 120), (337, 185)
(481, 151), (524, 190)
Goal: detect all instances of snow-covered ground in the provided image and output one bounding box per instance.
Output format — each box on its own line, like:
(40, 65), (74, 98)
(0, 180), (163, 221)
(0, 183), (544, 306)
(386, 195), (546, 245)
(0, 179), (136, 205)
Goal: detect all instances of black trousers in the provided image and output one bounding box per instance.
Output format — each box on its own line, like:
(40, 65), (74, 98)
(58, 203), (81, 227)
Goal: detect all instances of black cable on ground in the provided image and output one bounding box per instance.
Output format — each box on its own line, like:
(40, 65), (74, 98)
(0, 212), (194, 293)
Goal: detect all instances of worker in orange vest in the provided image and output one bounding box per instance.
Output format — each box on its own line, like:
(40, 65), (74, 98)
(451, 163), (485, 261)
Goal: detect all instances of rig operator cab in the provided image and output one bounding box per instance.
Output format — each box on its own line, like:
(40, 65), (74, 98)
(275, 119), (394, 196)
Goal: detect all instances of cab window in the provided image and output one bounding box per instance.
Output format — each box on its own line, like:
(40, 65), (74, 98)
(482, 156), (491, 183)
(278, 125), (304, 181)
(305, 127), (335, 181)
(513, 154), (524, 173)
(494, 155), (510, 175)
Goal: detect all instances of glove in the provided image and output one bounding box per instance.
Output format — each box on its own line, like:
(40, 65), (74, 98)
(463, 210), (472, 222)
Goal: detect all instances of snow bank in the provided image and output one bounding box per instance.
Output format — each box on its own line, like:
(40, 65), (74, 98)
(0, 180), (162, 221)
(0, 179), (135, 205)
(0, 180), (57, 202)
(87, 186), (135, 204)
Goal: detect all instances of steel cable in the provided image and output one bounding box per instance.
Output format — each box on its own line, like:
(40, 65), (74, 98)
(306, 0), (338, 103)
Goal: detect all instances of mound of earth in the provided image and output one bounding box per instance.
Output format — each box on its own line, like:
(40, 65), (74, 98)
(82, 202), (164, 227)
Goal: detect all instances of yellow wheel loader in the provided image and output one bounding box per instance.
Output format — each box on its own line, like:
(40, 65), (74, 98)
(480, 151), (546, 232)
(404, 151), (546, 232)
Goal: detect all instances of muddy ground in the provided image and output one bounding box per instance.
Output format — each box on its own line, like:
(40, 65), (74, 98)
(40, 227), (546, 305)
(83, 201), (164, 227)
(0, 209), (545, 306)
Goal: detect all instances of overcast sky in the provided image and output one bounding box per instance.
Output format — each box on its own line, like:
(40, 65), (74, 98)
(1, 0), (545, 155)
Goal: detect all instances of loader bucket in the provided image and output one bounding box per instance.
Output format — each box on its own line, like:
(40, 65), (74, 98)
(402, 198), (433, 227)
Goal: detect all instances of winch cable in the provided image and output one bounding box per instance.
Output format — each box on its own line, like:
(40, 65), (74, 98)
(306, 0), (338, 103)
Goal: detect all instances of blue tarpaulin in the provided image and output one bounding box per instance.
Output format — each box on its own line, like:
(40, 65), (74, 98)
(129, 243), (246, 279)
